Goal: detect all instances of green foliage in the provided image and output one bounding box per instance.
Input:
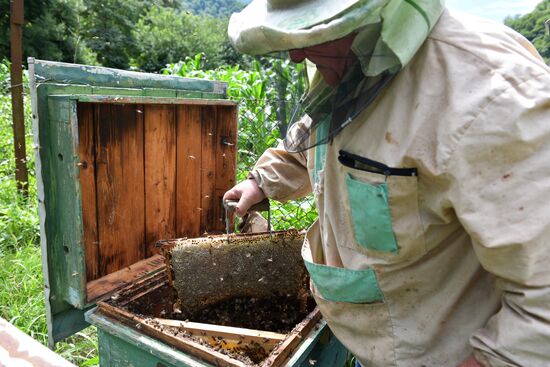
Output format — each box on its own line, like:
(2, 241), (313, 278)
(0, 60), (98, 366)
(0, 244), (99, 365)
(165, 55), (317, 230)
(131, 7), (237, 71)
(0, 61), (10, 93)
(82, 0), (149, 68)
(1, 0), (242, 71)
(181, 0), (247, 17)
(0, 61), (38, 254)
(505, 0), (550, 62)
(0, 0), (96, 65)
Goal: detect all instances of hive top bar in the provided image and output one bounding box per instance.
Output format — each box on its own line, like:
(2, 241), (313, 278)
(167, 230), (306, 317)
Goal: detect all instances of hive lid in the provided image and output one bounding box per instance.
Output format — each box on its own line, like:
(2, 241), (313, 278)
(29, 59), (237, 347)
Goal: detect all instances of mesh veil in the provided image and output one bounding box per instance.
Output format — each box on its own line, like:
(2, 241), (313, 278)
(283, 59), (397, 153)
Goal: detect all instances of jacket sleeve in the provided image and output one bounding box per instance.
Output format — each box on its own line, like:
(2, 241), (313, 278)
(446, 72), (550, 366)
(250, 115), (312, 202)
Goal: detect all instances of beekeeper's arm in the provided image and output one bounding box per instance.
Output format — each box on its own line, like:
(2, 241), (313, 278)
(448, 72), (550, 366)
(223, 116), (312, 216)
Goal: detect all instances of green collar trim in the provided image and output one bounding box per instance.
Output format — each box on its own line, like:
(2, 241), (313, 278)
(356, 0), (445, 77)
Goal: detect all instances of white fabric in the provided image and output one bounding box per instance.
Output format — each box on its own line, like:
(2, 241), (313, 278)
(228, 0), (445, 76)
(252, 10), (550, 367)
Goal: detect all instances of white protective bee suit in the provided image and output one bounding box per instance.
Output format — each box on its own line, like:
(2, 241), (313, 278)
(230, 2), (550, 366)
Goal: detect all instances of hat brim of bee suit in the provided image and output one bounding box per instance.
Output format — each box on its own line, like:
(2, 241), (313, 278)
(228, 0), (445, 74)
(228, 0), (393, 55)
(228, 0), (443, 55)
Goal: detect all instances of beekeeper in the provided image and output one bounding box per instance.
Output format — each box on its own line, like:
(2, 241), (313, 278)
(223, 1), (550, 366)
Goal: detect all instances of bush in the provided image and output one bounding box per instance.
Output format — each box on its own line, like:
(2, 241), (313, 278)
(130, 6), (242, 71)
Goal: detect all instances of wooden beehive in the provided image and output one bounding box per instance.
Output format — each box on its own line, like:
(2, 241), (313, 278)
(30, 58), (237, 343)
(30, 59), (349, 367)
(93, 241), (323, 367)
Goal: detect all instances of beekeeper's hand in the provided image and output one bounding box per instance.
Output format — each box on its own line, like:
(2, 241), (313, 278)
(223, 178), (266, 217)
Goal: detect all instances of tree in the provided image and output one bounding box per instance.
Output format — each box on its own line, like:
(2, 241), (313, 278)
(505, 0), (550, 62)
(131, 6), (240, 71)
(82, 0), (149, 69)
(181, 0), (247, 17)
(0, 0), (96, 64)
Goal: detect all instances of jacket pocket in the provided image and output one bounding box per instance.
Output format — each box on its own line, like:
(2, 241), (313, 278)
(339, 150), (426, 261)
(302, 224), (396, 366)
(304, 259), (384, 303)
(346, 174), (398, 253)
(302, 225), (384, 304)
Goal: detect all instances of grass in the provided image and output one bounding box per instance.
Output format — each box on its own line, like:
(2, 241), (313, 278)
(0, 240), (99, 365)
(0, 73), (99, 366)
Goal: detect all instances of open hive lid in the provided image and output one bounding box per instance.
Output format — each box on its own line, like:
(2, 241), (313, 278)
(29, 59), (238, 347)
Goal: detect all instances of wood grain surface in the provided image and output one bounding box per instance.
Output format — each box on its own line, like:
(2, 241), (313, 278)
(175, 105), (203, 238)
(77, 103), (99, 282)
(200, 106), (217, 234)
(144, 105), (176, 256)
(95, 104), (145, 276)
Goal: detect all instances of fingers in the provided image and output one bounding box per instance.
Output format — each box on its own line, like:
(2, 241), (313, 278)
(235, 193), (256, 217)
(223, 186), (241, 202)
(223, 179), (266, 217)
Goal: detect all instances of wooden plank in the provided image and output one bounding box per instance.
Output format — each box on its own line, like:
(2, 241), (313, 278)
(77, 103), (100, 282)
(214, 106), (237, 189)
(154, 318), (284, 357)
(284, 321), (349, 367)
(143, 88), (177, 97)
(75, 95), (235, 105)
(176, 90), (202, 99)
(154, 318), (286, 342)
(175, 105), (202, 238)
(98, 329), (178, 367)
(261, 308), (323, 367)
(46, 98), (88, 309)
(87, 311), (207, 367)
(0, 317), (76, 367)
(214, 105), (238, 232)
(200, 106), (217, 234)
(144, 105), (177, 256)
(92, 267), (168, 308)
(97, 302), (247, 367)
(95, 104), (145, 276)
(213, 189), (227, 234)
(32, 59), (227, 94)
(32, 86), (91, 344)
(87, 255), (164, 302)
(91, 86), (143, 96)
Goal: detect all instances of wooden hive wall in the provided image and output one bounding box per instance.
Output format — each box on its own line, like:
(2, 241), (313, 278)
(77, 102), (237, 282)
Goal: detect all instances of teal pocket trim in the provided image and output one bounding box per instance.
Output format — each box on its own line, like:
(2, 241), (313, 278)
(304, 259), (384, 303)
(346, 173), (398, 253)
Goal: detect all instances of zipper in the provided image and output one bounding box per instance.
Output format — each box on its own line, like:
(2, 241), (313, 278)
(338, 150), (418, 177)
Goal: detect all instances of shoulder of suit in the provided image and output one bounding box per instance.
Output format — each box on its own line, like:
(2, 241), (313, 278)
(424, 9), (549, 82)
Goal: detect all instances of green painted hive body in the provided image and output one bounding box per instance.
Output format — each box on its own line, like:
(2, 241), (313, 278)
(29, 58), (237, 346)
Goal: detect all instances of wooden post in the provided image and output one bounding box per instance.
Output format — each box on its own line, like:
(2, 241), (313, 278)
(10, 0), (29, 197)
